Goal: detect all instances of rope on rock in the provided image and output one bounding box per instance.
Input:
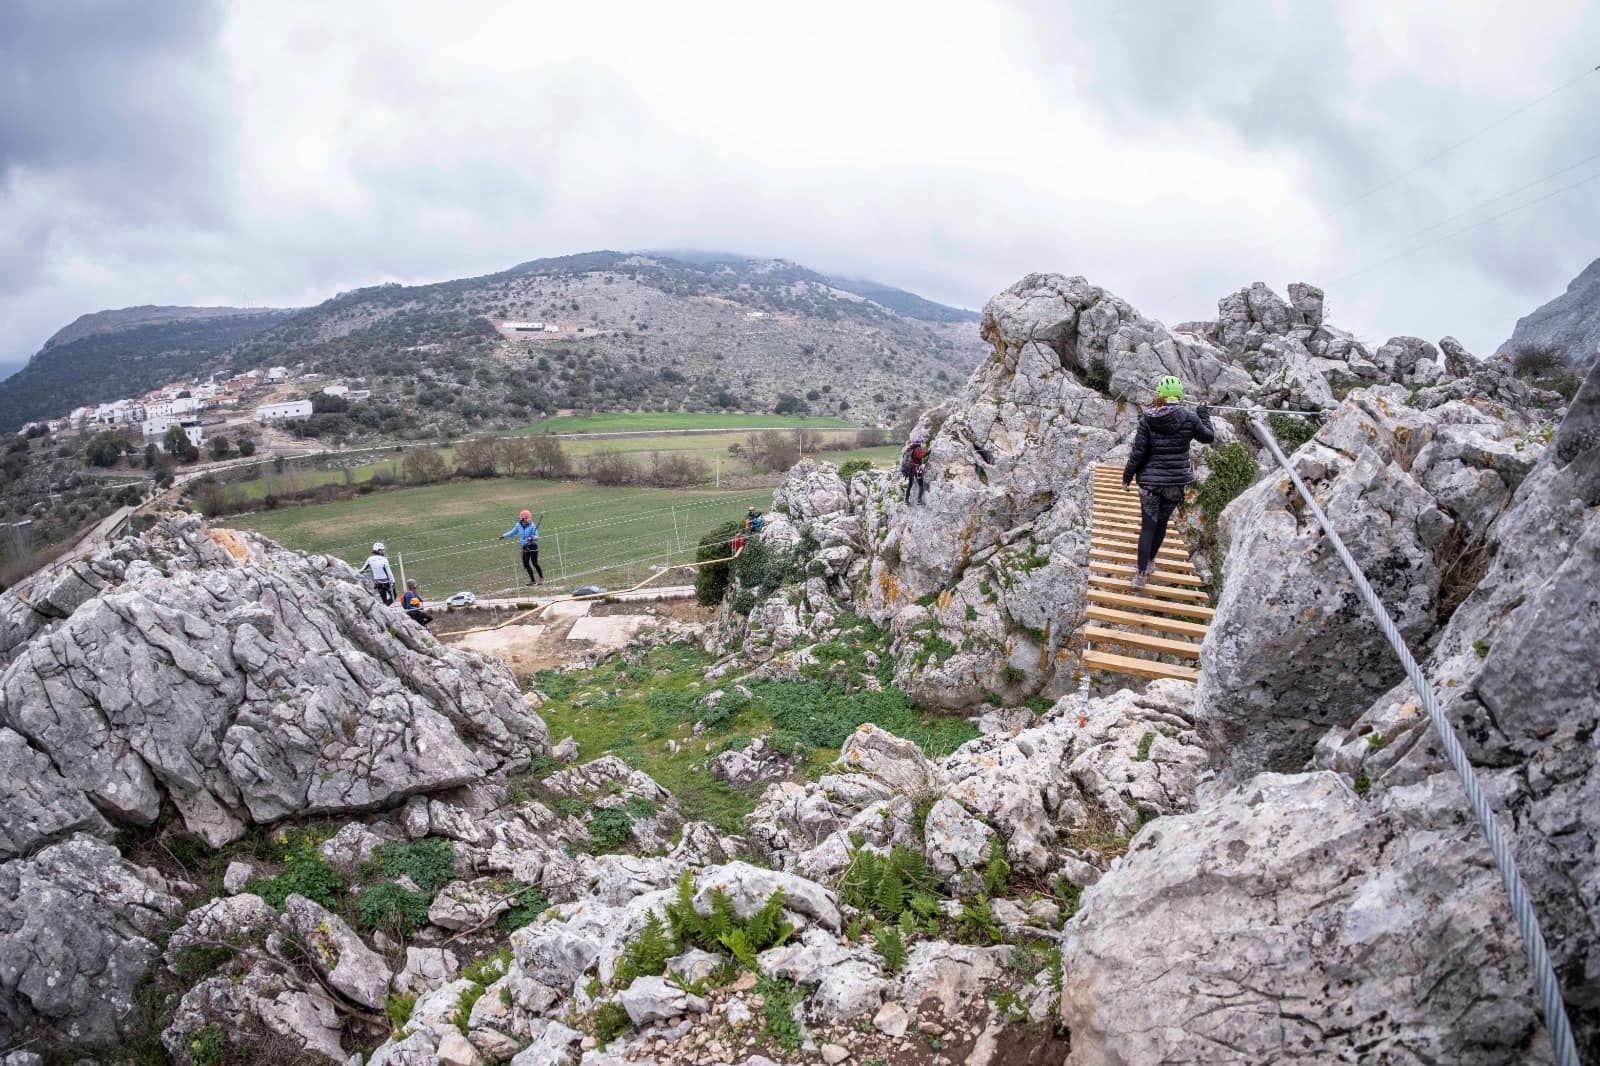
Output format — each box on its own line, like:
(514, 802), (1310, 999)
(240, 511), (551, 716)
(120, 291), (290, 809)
(1249, 416), (1579, 1066)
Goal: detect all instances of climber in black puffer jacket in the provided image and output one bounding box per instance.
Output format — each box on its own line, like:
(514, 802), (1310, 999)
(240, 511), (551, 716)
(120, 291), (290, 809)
(1121, 375), (1214, 588)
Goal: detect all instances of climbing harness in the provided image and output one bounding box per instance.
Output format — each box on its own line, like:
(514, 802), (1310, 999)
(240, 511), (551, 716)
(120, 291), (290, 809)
(1250, 416), (1579, 1066)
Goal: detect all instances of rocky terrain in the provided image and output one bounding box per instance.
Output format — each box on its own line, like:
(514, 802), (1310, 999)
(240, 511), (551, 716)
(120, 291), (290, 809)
(0, 271), (1593, 1065)
(1499, 255), (1600, 367)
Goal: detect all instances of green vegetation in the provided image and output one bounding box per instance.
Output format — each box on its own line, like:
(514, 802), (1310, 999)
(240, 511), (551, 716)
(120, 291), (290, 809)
(1135, 731), (1156, 762)
(613, 911), (675, 987)
(725, 532), (803, 614)
(355, 882), (433, 935)
(839, 844), (940, 934)
(530, 641), (976, 833)
(1267, 413), (1319, 451)
(364, 838), (455, 894)
(592, 1000), (632, 1046)
(586, 808), (635, 852)
(665, 871), (796, 967)
(757, 975), (805, 1051)
(231, 479), (773, 597)
(185, 1024), (229, 1066)
(983, 837), (1012, 897)
(384, 991), (417, 1033)
(1473, 639), (1490, 658)
(695, 520), (744, 605)
(1354, 775), (1372, 796)
(517, 411), (853, 433)
(497, 883), (548, 931)
(245, 828), (345, 910)
(1193, 441), (1260, 565)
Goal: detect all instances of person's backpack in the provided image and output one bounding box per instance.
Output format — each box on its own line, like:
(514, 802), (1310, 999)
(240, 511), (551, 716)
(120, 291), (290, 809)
(900, 455), (914, 477)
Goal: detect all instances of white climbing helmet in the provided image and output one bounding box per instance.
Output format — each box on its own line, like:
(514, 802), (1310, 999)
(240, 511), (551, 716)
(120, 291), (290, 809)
(372, 541), (386, 554)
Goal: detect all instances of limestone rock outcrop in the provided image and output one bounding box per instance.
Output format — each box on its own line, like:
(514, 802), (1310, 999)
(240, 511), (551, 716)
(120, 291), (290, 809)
(1061, 772), (1549, 1064)
(0, 516), (548, 852)
(1198, 386), (1547, 774)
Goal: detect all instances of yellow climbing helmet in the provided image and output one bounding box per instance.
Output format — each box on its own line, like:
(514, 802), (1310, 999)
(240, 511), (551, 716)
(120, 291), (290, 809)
(1155, 376), (1184, 400)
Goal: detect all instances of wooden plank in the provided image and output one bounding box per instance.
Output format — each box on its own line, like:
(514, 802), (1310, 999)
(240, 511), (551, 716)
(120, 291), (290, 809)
(1089, 573), (1211, 603)
(1082, 625), (1201, 659)
(1088, 559), (1205, 586)
(1085, 604), (1209, 639)
(1088, 545), (1196, 571)
(1081, 648), (1199, 682)
(1087, 587), (1214, 619)
(1090, 531), (1189, 555)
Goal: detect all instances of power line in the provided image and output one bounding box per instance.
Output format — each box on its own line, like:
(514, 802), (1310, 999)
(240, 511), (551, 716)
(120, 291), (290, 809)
(1311, 147), (1600, 277)
(1326, 168), (1600, 284)
(1287, 62), (1600, 238)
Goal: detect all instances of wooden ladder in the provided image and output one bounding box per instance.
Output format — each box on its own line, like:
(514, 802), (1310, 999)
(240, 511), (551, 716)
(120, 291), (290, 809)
(1076, 464), (1209, 683)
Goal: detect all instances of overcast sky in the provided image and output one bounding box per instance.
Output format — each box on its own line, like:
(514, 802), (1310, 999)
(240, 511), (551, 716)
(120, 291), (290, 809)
(2, 0), (1597, 370)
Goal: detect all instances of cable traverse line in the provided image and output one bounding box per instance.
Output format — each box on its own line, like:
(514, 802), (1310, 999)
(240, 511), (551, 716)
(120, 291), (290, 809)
(1311, 147), (1600, 277)
(1249, 416), (1579, 1066)
(1286, 62), (1600, 238)
(1327, 168), (1600, 284)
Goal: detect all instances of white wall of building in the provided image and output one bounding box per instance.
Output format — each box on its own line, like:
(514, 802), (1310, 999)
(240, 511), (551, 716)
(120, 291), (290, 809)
(254, 399), (313, 423)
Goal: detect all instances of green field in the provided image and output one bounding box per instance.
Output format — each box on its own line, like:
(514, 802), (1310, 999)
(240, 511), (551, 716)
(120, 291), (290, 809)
(514, 412), (853, 433)
(211, 431), (896, 507)
(229, 480), (773, 598)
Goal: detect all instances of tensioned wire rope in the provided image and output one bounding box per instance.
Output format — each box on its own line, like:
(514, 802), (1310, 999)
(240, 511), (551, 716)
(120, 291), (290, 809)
(1248, 416), (1579, 1066)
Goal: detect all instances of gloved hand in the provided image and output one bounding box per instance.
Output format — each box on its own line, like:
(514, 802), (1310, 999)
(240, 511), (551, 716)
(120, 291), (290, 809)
(1197, 403), (1211, 418)
(1122, 478), (1132, 492)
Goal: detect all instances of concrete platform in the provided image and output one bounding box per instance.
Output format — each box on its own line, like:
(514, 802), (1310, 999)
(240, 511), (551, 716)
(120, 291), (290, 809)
(566, 614), (652, 652)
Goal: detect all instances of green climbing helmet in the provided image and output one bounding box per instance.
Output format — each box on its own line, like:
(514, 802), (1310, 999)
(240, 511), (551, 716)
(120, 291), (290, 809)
(1155, 375), (1184, 400)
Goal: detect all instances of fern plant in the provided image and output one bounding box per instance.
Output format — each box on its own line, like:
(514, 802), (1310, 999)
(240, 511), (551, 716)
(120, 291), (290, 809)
(982, 837), (1011, 898)
(874, 922), (908, 975)
(838, 843), (937, 925)
(663, 871), (795, 968)
(614, 910), (674, 987)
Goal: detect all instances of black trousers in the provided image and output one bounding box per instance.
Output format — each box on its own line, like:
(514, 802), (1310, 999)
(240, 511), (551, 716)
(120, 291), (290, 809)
(1137, 485), (1185, 572)
(405, 608), (433, 627)
(521, 544), (544, 582)
(904, 469), (926, 503)
(374, 579), (395, 606)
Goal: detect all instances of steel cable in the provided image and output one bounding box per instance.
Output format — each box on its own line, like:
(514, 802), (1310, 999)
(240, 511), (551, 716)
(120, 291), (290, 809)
(1249, 416), (1579, 1066)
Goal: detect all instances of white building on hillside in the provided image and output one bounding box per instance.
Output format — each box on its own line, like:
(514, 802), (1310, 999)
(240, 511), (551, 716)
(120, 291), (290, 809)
(321, 383), (349, 397)
(147, 417), (203, 450)
(148, 396), (199, 419)
(266, 366), (291, 383)
(255, 399), (313, 423)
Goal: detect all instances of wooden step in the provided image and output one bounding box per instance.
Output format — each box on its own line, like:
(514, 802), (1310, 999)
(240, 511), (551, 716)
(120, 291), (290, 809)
(1088, 549), (1197, 575)
(1088, 534), (1190, 560)
(1081, 648), (1199, 682)
(1088, 559), (1205, 586)
(1088, 545), (1196, 572)
(1089, 573), (1210, 603)
(1093, 533), (1191, 555)
(1087, 587), (1214, 620)
(1082, 625), (1201, 659)
(1085, 604), (1209, 639)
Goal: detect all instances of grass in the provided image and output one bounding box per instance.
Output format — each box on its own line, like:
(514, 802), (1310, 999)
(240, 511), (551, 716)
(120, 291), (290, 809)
(229, 479), (775, 597)
(514, 412), (853, 433)
(529, 640), (976, 835)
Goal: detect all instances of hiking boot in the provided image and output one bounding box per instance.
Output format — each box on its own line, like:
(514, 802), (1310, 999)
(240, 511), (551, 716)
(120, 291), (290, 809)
(1130, 568), (1149, 590)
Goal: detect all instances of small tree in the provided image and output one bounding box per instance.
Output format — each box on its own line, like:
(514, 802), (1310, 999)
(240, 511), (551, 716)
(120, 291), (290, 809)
(695, 521), (744, 605)
(455, 435), (498, 478)
(163, 424), (199, 463)
(1511, 342), (1564, 379)
(403, 448), (449, 484)
(529, 434), (569, 477)
(209, 435), (232, 459)
(236, 438), (257, 457)
(83, 432), (126, 468)
(497, 437), (534, 477)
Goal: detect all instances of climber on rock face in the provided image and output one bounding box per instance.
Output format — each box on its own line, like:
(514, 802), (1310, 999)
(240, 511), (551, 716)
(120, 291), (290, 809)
(902, 434), (929, 505)
(359, 541), (396, 605)
(1122, 376), (1213, 589)
(400, 578), (432, 627)
(745, 507), (765, 533)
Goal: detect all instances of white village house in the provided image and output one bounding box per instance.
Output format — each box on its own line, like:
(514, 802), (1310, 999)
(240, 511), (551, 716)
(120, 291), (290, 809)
(254, 399), (313, 423)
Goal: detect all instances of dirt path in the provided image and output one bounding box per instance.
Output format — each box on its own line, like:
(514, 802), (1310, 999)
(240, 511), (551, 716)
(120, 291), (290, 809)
(434, 597), (713, 674)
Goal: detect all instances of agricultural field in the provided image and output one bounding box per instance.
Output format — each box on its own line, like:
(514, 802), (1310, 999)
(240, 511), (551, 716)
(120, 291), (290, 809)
(513, 412), (853, 433)
(228, 480), (773, 599)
